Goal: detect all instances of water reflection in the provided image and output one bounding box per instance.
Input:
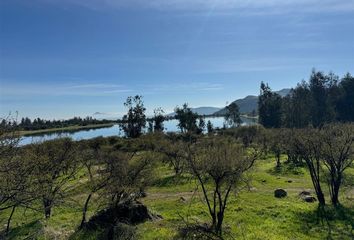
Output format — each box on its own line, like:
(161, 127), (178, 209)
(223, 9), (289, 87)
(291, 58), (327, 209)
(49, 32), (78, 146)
(20, 116), (257, 145)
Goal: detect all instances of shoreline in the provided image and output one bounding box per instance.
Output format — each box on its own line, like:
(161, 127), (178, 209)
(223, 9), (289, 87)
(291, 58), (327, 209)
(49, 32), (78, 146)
(19, 123), (116, 137)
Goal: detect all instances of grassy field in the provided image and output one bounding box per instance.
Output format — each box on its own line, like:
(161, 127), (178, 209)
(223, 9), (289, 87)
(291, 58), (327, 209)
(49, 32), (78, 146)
(1, 156), (353, 240)
(18, 123), (115, 136)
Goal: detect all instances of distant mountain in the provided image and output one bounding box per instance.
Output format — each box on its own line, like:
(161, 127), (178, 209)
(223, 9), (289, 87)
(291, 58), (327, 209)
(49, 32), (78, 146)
(168, 107), (222, 117)
(214, 88), (291, 115)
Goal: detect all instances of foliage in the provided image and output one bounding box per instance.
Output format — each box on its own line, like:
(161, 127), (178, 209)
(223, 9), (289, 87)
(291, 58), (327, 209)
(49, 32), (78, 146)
(258, 82), (282, 128)
(224, 102), (242, 128)
(119, 95), (147, 138)
(174, 104), (204, 134)
(259, 70), (354, 128)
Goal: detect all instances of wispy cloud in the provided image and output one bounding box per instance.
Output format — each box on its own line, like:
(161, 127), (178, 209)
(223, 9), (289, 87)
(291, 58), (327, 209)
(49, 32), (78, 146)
(37, 0), (354, 13)
(0, 82), (133, 97)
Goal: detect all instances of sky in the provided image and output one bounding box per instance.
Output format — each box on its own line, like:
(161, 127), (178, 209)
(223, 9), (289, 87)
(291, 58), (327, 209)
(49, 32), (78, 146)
(0, 0), (353, 120)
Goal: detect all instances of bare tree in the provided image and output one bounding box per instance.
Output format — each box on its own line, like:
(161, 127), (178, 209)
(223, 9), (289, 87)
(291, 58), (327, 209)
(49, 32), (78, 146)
(102, 149), (154, 207)
(293, 129), (326, 205)
(187, 137), (259, 236)
(157, 137), (188, 175)
(27, 138), (78, 218)
(0, 116), (34, 234)
(78, 138), (109, 228)
(320, 124), (354, 206)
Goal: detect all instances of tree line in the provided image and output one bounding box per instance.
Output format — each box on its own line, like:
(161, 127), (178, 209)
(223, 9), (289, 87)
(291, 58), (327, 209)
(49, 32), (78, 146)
(0, 116), (113, 131)
(258, 70), (354, 128)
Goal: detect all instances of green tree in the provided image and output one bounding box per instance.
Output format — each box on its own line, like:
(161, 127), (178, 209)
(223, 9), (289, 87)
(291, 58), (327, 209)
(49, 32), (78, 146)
(119, 95), (146, 138)
(175, 104), (199, 134)
(282, 82), (312, 128)
(153, 108), (165, 132)
(224, 102), (242, 128)
(258, 82), (282, 128)
(337, 73), (354, 122)
(309, 70), (337, 127)
(206, 120), (214, 134)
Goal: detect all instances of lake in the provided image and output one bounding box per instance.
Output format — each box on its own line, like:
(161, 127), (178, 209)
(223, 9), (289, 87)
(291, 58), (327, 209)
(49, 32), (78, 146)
(19, 116), (257, 145)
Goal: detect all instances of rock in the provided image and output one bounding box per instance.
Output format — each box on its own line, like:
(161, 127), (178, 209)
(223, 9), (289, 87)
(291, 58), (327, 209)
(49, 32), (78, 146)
(262, 180), (267, 183)
(274, 189), (287, 198)
(303, 196), (316, 203)
(299, 191), (316, 203)
(179, 196), (186, 202)
(250, 187), (257, 192)
(287, 180), (293, 183)
(299, 191), (311, 197)
(85, 200), (161, 230)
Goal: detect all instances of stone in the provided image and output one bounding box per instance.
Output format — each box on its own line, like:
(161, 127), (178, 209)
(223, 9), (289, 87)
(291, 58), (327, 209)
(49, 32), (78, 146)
(262, 180), (267, 183)
(299, 191), (311, 197)
(85, 200), (162, 230)
(179, 196), (186, 202)
(274, 188), (287, 198)
(303, 196), (317, 203)
(287, 180), (293, 183)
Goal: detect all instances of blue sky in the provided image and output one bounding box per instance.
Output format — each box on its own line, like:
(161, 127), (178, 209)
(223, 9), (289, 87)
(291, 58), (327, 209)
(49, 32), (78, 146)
(0, 0), (353, 119)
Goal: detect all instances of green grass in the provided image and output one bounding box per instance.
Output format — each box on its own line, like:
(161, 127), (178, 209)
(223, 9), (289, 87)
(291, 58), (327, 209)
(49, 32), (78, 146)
(1, 156), (353, 239)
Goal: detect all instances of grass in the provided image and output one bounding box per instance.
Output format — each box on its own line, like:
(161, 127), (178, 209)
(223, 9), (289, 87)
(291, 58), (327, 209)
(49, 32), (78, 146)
(1, 156), (353, 240)
(18, 123), (115, 136)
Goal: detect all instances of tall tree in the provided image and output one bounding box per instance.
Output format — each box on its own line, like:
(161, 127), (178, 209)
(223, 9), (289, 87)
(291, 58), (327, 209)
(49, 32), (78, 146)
(224, 102), (242, 128)
(258, 82), (282, 128)
(282, 81), (312, 128)
(153, 108), (165, 132)
(119, 95), (146, 138)
(309, 70), (337, 127)
(174, 104), (200, 134)
(337, 73), (354, 122)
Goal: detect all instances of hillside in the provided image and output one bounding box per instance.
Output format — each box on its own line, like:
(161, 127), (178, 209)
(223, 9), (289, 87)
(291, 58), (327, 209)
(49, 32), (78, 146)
(167, 106), (221, 117)
(214, 88), (291, 115)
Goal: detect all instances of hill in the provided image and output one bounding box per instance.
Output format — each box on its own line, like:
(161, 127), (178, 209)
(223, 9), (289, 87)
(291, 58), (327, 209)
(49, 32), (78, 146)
(214, 88), (291, 115)
(167, 106), (221, 117)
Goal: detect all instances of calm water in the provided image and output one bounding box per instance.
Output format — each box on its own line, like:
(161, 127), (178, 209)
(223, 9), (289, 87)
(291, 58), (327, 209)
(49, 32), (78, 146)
(19, 116), (257, 145)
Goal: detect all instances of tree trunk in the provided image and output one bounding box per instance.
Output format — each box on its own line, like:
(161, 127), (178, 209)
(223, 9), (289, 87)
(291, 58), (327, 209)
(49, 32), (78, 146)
(6, 205), (16, 235)
(215, 211), (224, 236)
(317, 189), (326, 206)
(43, 198), (52, 219)
(331, 179), (341, 207)
(80, 193), (92, 228)
(276, 153), (281, 168)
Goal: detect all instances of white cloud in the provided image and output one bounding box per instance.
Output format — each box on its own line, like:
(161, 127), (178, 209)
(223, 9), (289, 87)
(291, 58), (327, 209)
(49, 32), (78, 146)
(0, 82), (133, 97)
(38, 0), (354, 13)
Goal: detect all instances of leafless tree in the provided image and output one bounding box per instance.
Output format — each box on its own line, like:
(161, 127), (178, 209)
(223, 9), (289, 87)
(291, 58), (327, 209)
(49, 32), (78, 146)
(293, 129), (326, 205)
(320, 124), (354, 206)
(27, 138), (78, 218)
(187, 136), (259, 236)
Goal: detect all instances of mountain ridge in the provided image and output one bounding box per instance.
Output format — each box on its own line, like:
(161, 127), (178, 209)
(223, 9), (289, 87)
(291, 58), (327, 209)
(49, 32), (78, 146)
(214, 88), (291, 115)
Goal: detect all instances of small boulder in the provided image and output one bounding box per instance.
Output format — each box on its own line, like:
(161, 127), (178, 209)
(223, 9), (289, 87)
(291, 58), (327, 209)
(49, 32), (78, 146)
(299, 191), (311, 197)
(262, 179), (267, 183)
(179, 196), (186, 202)
(303, 196), (316, 203)
(274, 189), (287, 198)
(287, 180), (293, 183)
